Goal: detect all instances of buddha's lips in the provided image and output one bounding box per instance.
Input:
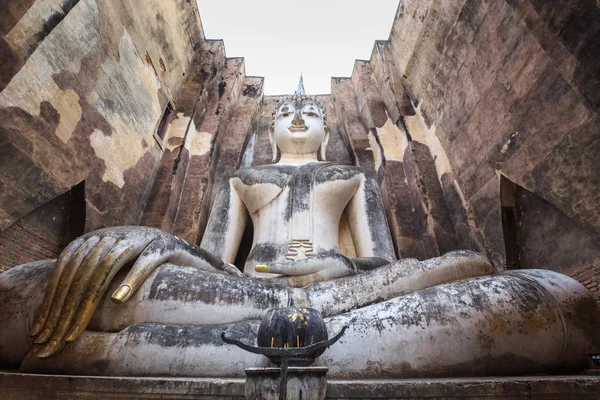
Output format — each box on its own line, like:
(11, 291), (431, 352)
(289, 125), (308, 132)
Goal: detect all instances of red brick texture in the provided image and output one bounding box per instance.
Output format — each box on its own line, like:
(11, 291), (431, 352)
(568, 263), (600, 306)
(0, 222), (63, 272)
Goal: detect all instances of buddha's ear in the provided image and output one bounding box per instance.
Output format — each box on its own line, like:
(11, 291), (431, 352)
(269, 123), (279, 162)
(320, 126), (330, 161)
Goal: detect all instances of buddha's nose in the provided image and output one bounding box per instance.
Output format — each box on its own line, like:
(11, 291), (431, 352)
(291, 111), (305, 126)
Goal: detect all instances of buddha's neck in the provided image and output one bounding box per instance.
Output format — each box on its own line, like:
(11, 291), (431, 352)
(277, 152), (320, 166)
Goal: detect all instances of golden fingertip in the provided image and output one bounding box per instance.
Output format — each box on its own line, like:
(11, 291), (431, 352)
(36, 350), (50, 359)
(36, 340), (59, 359)
(111, 285), (132, 304)
(255, 264), (268, 273)
(31, 321), (42, 336)
(33, 328), (51, 344)
(65, 325), (80, 342)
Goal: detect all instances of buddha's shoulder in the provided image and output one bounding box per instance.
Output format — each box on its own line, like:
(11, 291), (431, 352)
(230, 163), (368, 186)
(230, 164), (296, 187)
(314, 163), (366, 184)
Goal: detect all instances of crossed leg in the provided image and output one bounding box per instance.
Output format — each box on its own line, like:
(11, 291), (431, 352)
(0, 251), (494, 369)
(17, 269), (597, 378)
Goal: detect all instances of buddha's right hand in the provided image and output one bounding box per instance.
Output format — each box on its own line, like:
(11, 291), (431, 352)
(30, 226), (240, 358)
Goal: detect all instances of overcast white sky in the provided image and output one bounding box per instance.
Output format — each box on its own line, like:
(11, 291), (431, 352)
(196, 1), (399, 95)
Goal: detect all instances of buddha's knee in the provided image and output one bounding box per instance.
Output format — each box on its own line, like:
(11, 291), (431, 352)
(0, 260), (53, 366)
(504, 269), (600, 358)
(320, 270), (598, 378)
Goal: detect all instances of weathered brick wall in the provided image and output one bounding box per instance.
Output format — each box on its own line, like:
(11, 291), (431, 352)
(361, 0), (600, 294)
(0, 191), (71, 271)
(570, 266), (600, 305)
(0, 0), (205, 239)
(498, 177), (600, 306)
(0, 0), (206, 271)
(0, 223), (63, 273)
(314, 0), (600, 304)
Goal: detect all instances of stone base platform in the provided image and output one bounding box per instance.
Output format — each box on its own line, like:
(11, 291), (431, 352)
(1, 371), (599, 399)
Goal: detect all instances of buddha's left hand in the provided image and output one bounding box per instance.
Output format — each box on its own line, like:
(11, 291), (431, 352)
(256, 253), (358, 287)
(30, 226), (242, 359)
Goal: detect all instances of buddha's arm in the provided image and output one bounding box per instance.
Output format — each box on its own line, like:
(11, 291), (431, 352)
(200, 178), (248, 264)
(296, 251), (494, 316)
(345, 172), (396, 262)
(29, 182), (248, 359)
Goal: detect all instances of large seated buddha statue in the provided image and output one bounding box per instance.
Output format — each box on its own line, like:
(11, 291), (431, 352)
(0, 91), (597, 378)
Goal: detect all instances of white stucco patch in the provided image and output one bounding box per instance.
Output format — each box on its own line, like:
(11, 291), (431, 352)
(53, 89), (83, 143)
(368, 131), (383, 171)
(87, 30), (161, 138)
(87, 31), (163, 188)
(372, 117), (410, 171)
(186, 131), (213, 157)
(0, 0), (97, 143)
(375, 117), (409, 162)
(90, 128), (147, 188)
(404, 103), (453, 178)
(0, 78), (83, 144)
(165, 113), (193, 152)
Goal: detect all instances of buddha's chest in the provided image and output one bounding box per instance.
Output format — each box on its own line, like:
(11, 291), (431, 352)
(232, 177), (360, 218)
(237, 177), (361, 263)
(231, 164), (363, 220)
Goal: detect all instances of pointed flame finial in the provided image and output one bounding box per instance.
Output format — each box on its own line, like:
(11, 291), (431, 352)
(295, 73), (305, 95)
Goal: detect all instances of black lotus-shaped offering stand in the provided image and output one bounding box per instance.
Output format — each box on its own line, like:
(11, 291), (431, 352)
(222, 307), (347, 400)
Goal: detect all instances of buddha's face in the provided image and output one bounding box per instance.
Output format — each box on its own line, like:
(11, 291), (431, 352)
(272, 100), (326, 156)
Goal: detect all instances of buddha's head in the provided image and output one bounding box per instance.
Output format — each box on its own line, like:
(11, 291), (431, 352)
(270, 94), (329, 162)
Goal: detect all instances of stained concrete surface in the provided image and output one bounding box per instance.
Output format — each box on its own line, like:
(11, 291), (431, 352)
(0, 372), (599, 399)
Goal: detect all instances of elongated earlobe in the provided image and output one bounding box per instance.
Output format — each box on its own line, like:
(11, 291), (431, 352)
(320, 127), (330, 161)
(269, 125), (279, 162)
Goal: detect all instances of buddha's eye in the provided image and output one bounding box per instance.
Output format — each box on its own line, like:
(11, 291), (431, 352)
(278, 112), (291, 118)
(303, 111), (318, 117)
